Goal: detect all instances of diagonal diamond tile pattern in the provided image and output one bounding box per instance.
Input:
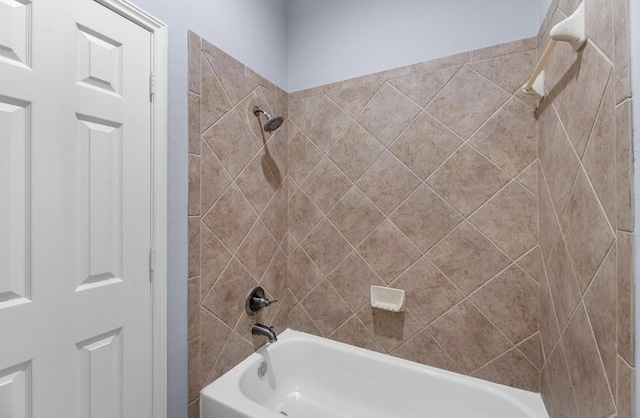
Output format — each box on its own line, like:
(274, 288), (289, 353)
(189, 30), (635, 405)
(426, 66), (510, 139)
(427, 145), (511, 217)
(357, 84), (421, 146)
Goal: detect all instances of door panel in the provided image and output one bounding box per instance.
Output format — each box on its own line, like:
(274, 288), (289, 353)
(0, 1), (153, 416)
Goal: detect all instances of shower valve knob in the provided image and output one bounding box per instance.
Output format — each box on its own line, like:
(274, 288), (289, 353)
(245, 286), (278, 315)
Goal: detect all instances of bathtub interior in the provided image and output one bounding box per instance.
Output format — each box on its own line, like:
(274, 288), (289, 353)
(203, 330), (549, 418)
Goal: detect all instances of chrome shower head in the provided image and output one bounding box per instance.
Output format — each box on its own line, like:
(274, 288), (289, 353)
(253, 106), (284, 132)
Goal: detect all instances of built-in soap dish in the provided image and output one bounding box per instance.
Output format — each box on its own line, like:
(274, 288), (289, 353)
(370, 286), (405, 312)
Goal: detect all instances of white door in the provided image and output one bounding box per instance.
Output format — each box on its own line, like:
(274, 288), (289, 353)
(0, 0), (154, 416)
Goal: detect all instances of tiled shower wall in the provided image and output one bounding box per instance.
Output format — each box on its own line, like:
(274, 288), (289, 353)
(186, 31), (289, 416)
(285, 38), (543, 391)
(537, 0), (635, 417)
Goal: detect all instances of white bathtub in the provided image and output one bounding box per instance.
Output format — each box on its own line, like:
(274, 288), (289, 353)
(201, 329), (549, 418)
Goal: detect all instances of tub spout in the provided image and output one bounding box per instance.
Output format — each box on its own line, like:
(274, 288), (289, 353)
(252, 323), (277, 343)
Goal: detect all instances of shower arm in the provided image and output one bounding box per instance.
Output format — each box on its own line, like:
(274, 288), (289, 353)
(522, 1), (587, 98)
(253, 106), (267, 117)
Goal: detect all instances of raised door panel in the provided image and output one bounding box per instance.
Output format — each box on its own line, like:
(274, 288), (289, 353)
(76, 330), (122, 418)
(75, 115), (123, 291)
(0, 98), (30, 306)
(0, 0), (31, 68)
(0, 361), (31, 418)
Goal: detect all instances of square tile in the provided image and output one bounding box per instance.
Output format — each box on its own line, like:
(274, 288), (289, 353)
(357, 220), (421, 284)
(301, 158), (352, 213)
(328, 123), (385, 182)
(357, 84), (421, 146)
(301, 280), (353, 336)
(469, 181), (538, 260)
(428, 300), (512, 373)
(390, 112), (462, 180)
(328, 187), (385, 246)
(301, 97), (353, 152)
(427, 222), (510, 295)
(468, 98), (537, 177)
(301, 219), (352, 275)
(426, 66), (509, 139)
(391, 257), (464, 326)
(427, 145), (510, 217)
(470, 265), (538, 344)
(357, 152), (421, 215)
(389, 185), (463, 252)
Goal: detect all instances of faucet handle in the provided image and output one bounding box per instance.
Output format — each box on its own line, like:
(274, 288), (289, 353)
(245, 286), (278, 315)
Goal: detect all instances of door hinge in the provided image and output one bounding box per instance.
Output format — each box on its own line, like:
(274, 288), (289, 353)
(149, 72), (156, 102)
(149, 248), (156, 272)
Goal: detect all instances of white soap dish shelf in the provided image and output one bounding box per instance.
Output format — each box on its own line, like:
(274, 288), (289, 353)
(370, 286), (406, 312)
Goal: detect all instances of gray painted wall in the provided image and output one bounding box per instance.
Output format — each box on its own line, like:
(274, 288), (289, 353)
(127, 1), (286, 417)
(286, 0), (540, 91)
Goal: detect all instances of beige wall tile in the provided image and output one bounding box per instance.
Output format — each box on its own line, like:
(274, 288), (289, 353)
(203, 110), (258, 179)
(328, 187), (385, 246)
(202, 258), (257, 328)
(427, 222), (510, 295)
(301, 97), (353, 152)
(557, 44), (612, 158)
(329, 316), (383, 352)
(200, 225), (232, 302)
(188, 155), (201, 216)
(301, 158), (352, 213)
(209, 57), (257, 105)
(357, 220), (421, 284)
(235, 220), (279, 280)
(357, 305), (423, 353)
(583, 79), (616, 227)
(328, 83), (382, 118)
(470, 265), (538, 344)
(618, 232), (634, 365)
(288, 247), (324, 301)
(301, 280), (353, 336)
(468, 50), (537, 94)
(328, 123), (385, 182)
(561, 169), (615, 293)
(188, 31), (202, 94)
(288, 189), (323, 242)
(517, 333), (544, 370)
(428, 300), (512, 373)
(584, 245), (617, 395)
(357, 84), (421, 146)
(357, 152), (421, 215)
(427, 146), (510, 217)
(562, 304), (615, 417)
(188, 92), (201, 155)
(301, 219), (352, 275)
(613, 0), (631, 103)
(389, 66), (460, 107)
(201, 55), (233, 133)
(426, 66), (509, 139)
(472, 348), (539, 392)
(391, 257), (464, 326)
(469, 181), (538, 260)
(328, 252), (385, 312)
(617, 100), (634, 232)
(202, 184), (257, 252)
(469, 37), (537, 61)
(390, 112), (462, 180)
(188, 217), (201, 279)
(468, 98), (537, 177)
(391, 329), (462, 373)
(389, 185), (463, 252)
